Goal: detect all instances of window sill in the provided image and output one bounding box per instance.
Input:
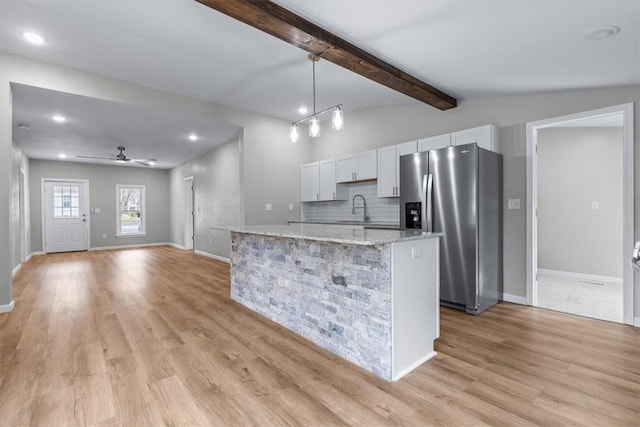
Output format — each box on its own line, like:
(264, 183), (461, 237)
(115, 233), (147, 238)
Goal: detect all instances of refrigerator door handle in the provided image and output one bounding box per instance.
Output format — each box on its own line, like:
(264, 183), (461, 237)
(423, 174), (433, 232)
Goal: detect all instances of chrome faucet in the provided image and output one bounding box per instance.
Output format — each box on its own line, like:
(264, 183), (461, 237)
(352, 194), (369, 222)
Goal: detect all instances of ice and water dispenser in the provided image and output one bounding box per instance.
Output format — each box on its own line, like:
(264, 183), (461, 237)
(405, 202), (422, 230)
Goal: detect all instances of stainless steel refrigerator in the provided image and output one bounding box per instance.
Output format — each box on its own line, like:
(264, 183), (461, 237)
(399, 143), (503, 314)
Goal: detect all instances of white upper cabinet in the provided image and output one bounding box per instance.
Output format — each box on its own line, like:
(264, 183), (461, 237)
(451, 124), (499, 153)
(302, 159), (346, 202)
(336, 149), (377, 183)
(417, 125), (500, 153)
(418, 133), (450, 152)
(301, 162), (320, 202)
(377, 140), (417, 198)
(319, 159), (347, 201)
(376, 145), (396, 197)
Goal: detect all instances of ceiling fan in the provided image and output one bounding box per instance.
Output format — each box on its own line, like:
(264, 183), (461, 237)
(77, 146), (157, 166)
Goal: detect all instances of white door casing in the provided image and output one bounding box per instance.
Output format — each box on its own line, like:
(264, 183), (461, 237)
(42, 179), (90, 253)
(184, 176), (194, 250)
(526, 103), (634, 325)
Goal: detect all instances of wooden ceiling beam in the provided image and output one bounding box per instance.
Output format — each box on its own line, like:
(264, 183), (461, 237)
(196, 0), (457, 110)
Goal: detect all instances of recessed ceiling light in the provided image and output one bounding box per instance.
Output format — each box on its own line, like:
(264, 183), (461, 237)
(23, 31), (45, 45)
(188, 133), (198, 142)
(148, 161), (156, 166)
(298, 107), (308, 115)
(51, 114), (66, 123)
(58, 153), (67, 159)
(586, 25), (621, 40)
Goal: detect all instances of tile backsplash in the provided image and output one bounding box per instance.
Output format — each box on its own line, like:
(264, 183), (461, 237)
(301, 181), (399, 223)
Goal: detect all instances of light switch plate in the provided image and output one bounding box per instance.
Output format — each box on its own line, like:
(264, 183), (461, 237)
(507, 199), (520, 210)
(289, 204), (294, 211)
(591, 201), (599, 210)
(265, 203), (272, 211)
(94, 208), (101, 214)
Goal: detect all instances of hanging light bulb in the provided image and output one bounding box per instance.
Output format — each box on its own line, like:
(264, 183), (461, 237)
(290, 124), (299, 143)
(309, 116), (320, 138)
(288, 55), (343, 142)
(332, 106), (344, 130)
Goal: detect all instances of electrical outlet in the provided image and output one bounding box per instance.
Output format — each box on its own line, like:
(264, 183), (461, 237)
(507, 199), (520, 210)
(209, 237), (213, 244)
(289, 204), (294, 211)
(102, 234), (107, 239)
(94, 208), (101, 214)
(265, 203), (272, 211)
(591, 201), (599, 210)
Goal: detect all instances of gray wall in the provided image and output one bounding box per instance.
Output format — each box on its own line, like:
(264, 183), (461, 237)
(29, 160), (170, 251)
(11, 142), (29, 271)
(1, 50), (639, 318)
(169, 140), (242, 259)
(537, 127), (623, 277)
(303, 85), (639, 306)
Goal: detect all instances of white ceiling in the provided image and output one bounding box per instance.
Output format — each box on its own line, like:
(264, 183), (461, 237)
(12, 84), (240, 169)
(1, 0), (638, 166)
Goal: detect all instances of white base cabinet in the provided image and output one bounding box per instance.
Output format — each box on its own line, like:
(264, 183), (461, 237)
(391, 237), (440, 380)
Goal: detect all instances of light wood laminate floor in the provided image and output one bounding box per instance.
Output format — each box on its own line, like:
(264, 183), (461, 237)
(1, 247), (638, 426)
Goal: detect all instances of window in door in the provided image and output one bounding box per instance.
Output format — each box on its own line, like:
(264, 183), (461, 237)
(53, 185), (80, 218)
(116, 184), (146, 236)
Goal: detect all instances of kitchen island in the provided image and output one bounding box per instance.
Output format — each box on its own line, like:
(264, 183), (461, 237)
(226, 224), (441, 381)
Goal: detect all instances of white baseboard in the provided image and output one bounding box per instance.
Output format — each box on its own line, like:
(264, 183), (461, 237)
(634, 317), (640, 328)
(28, 252), (44, 259)
(537, 269), (622, 285)
(0, 300), (15, 314)
(168, 242), (186, 250)
(503, 293), (529, 305)
(194, 249), (230, 264)
(12, 263), (21, 277)
(392, 351), (437, 381)
(89, 242), (170, 251)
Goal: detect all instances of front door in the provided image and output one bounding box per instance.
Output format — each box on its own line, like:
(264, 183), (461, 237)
(43, 180), (89, 253)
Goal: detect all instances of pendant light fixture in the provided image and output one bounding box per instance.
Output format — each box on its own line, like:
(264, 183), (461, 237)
(290, 55), (344, 143)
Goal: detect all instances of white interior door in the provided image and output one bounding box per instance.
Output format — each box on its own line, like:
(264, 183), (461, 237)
(184, 177), (194, 250)
(43, 180), (89, 253)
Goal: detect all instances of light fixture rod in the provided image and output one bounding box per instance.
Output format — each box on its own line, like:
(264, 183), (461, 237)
(291, 104), (342, 126)
(312, 55), (316, 115)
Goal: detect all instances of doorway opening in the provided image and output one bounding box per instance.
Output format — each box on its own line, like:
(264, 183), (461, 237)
(526, 103), (634, 325)
(41, 178), (90, 253)
(184, 176), (194, 250)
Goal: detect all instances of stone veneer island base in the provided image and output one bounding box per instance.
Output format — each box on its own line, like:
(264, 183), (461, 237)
(227, 224), (441, 381)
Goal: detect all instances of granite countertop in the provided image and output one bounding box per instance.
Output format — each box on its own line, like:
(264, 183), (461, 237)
(218, 224), (441, 246)
(288, 220), (400, 230)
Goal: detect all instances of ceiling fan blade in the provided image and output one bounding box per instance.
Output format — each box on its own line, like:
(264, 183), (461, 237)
(76, 155), (115, 160)
(132, 159), (156, 166)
